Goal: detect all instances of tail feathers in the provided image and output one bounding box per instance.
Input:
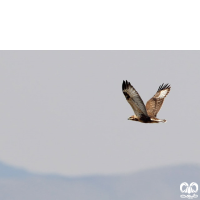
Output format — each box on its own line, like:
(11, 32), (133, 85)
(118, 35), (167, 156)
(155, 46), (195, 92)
(151, 118), (167, 123)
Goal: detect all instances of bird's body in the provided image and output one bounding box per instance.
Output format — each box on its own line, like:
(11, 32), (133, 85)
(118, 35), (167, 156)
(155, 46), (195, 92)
(122, 80), (171, 123)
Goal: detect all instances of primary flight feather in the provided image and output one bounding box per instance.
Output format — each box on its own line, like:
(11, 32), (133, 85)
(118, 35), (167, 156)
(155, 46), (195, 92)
(122, 80), (171, 123)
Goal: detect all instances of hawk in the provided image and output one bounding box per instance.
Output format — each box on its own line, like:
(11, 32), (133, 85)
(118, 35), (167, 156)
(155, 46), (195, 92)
(122, 80), (171, 123)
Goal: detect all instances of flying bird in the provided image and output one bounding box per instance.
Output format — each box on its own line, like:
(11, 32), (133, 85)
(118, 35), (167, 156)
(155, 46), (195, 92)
(122, 80), (171, 123)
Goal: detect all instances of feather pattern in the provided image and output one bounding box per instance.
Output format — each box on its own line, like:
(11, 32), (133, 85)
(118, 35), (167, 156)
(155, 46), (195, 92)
(122, 80), (148, 117)
(146, 83), (171, 117)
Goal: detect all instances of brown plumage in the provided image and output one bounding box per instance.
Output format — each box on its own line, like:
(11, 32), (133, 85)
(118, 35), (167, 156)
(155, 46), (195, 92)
(122, 80), (171, 123)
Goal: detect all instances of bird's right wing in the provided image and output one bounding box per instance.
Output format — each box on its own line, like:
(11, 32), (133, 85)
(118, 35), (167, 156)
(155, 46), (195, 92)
(146, 83), (171, 117)
(122, 80), (149, 118)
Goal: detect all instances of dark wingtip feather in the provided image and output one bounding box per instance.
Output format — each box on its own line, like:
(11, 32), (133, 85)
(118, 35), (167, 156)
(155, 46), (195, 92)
(157, 83), (171, 92)
(122, 80), (132, 91)
(122, 80), (125, 90)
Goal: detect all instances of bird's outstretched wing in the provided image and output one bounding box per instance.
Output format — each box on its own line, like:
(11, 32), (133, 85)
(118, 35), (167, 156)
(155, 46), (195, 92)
(146, 83), (171, 117)
(122, 80), (148, 118)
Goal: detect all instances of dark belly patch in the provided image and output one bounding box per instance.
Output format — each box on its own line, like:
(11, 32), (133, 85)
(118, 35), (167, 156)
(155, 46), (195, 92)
(140, 114), (151, 123)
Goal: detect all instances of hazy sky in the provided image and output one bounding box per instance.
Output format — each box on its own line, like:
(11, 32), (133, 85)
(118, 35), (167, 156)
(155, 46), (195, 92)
(0, 51), (199, 176)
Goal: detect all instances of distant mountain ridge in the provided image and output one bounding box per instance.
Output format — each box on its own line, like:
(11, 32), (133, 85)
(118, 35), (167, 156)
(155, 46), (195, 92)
(0, 161), (33, 178)
(0, 161), (199, 200)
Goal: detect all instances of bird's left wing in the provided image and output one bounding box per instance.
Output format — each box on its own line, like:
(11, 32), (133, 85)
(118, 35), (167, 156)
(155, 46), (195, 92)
(122, 80), (148, 118)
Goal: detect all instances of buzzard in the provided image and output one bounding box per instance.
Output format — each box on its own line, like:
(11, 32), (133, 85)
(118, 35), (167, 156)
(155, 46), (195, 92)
(122, 80), (171, 123)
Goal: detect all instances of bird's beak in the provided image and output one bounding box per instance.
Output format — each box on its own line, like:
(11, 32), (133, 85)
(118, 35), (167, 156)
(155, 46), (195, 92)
(128, 117), (131, 120)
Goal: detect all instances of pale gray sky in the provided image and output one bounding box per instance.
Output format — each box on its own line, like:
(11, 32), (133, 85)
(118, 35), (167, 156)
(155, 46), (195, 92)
(0, 51), (199, 176)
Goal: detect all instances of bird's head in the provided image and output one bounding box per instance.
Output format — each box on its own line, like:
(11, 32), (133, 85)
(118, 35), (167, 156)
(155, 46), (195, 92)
(128, 115), (138, 121)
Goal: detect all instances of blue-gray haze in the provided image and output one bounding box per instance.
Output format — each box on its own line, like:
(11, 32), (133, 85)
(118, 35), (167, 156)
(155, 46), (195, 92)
(0, 161), (199, 200)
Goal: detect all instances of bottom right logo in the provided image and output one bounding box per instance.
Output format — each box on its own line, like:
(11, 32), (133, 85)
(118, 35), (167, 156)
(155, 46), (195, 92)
(180, 182), (198, 199)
